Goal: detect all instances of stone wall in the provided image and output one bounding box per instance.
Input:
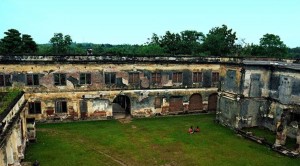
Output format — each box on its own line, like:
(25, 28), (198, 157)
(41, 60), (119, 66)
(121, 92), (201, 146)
(0, 93), (27, 166)
(0, 63), (221, 121)
(218, 61), (300, 140)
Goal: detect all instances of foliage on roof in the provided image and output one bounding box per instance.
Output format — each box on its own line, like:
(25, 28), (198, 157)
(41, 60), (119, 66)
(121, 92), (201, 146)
(0, 89), (22, 114)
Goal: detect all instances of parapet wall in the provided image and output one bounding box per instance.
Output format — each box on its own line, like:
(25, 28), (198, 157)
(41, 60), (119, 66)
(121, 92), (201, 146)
(0, 92), (27, 166)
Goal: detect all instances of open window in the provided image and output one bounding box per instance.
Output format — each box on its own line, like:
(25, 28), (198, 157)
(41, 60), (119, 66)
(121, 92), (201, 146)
(79, 73), (91, 84)
(55, 100), (67, 113)
(0, 74), (12, 86)
(54, 73), (66, 86)
(28, 101), (42, 114)
(26, 74), (39, 86)
(105, 72), (116, 85)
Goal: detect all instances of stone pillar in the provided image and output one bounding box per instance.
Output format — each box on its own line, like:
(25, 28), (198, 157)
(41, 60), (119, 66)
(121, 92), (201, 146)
(274, 119), (287, 147)
(235, 115), (241, 129)
(296, 129), (300, 153)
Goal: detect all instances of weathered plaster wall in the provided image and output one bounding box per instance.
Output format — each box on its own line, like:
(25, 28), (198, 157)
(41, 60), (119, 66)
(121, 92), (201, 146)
(25, 88), (218, 120)
(217, 96), (240, 126)
(270, 70), (300, 105)
(242, 66), (271, 98)
(220, 65), (242, 94)
(0, 63), (220, 120)
(0, 64), (220, 92)
(0, 95), (27, 166)
(218, 63), (300, 140)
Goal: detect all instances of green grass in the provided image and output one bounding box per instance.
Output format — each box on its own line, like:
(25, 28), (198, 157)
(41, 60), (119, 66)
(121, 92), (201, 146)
(244, 127), (297, 149)
(24, 114), (299, 166)
(0, 90), (21, 114)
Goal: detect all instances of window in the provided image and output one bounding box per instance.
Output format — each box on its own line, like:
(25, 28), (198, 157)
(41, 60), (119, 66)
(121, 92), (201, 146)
(26, 74), (39, 86)
(0, 74), (12, 86)
(129, 73), (139, 84)
(193, 72), (202, 83)
(105, 73), (116, 84)
(28, 101), (41, 114)
(155, 97), (161, 108)
(79, 73), (91, 84)
(212, 72), (219, 82)
(152, 73), (161, 84)
(54, 73), (66, 86)
(172, 72), (183, 83)
(55, 101), (67, 113)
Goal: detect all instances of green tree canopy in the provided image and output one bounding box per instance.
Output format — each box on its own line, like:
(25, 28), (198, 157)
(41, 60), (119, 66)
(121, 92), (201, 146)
(180, 30), (204, 55)
(259, 33), (288, 57)
(0, 29), (38, 54)
(0, 29), (22, 54)
(21, 34), (38, 53)
(202, 25), (237, 56)
(150, 30), (204, 55)
(49, 33), (73, 54)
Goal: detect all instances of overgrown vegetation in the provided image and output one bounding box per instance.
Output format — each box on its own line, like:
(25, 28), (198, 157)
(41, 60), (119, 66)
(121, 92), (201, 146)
(0, 90), (21, 114)
(25, 115), (299, 166)
(0, 25), (298, 57)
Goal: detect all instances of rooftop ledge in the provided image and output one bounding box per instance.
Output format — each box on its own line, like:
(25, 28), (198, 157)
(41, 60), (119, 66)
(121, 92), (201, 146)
(0, 55), (299, 67)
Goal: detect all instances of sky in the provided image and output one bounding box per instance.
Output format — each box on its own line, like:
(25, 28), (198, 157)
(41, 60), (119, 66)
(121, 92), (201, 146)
(0, 0), (299, 47)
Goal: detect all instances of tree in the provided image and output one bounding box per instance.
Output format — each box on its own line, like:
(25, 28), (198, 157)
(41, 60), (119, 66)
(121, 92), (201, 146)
(159, 31), (182, 54)
(259, 33), (288, 57)
(0, 29), (38, 54)
(289, 47), (300, 58)
(21, 34), (38, 53)
(49, 33), (72, 54)
(37, 44), (52, 54)
(0, 29), (22, 54)
(136, 44), (166, 55)
(202, 25), (237, 56)
(150, 30), (204, 55)
(180, 30), (204, 55)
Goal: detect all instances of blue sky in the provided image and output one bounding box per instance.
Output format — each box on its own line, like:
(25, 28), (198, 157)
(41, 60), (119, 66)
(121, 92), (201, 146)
(0, 0), (299, 47)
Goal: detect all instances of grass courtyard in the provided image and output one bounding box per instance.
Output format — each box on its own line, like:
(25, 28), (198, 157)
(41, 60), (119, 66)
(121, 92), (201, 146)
(24, 114), (299, 166)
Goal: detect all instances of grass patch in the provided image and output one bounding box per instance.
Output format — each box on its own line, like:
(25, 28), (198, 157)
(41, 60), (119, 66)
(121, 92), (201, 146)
(244, 127), (297, 149)
(0, 90), (21, 114)
(25, 114), (299, 166)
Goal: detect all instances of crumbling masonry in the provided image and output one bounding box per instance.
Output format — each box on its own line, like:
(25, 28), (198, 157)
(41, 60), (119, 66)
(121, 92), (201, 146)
(0, 55), (300, 165)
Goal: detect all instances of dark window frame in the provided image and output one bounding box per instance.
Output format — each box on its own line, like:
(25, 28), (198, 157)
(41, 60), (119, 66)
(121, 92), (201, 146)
(55, 100), (67, 113)
(0, 74), (12, 87)
(28, 101), (42, 114)
(26, 74), (40, 86)
(54, 73), (66, 86)
(172, 72), (183, 83)
(152, 72), (161, 84)
(105, 72), (116, 85)
(129, 72), (140, 84)
(79, 73), (91, 85)
(212, 72), (219, 82)
(193, 72), (202, 83)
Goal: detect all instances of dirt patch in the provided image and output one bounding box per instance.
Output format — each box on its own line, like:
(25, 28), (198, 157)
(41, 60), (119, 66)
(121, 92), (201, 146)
(118, 117), (132, 124)
(21, 162), (32, 166)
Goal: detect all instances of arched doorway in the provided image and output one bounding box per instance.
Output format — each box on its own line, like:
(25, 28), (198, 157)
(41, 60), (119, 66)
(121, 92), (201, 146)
(113, 95), (131, 118)
(208, 93), (218, 111)
(189, 93), (203, 111)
